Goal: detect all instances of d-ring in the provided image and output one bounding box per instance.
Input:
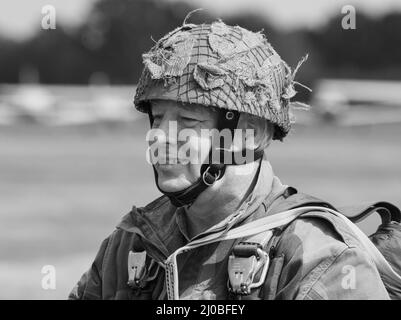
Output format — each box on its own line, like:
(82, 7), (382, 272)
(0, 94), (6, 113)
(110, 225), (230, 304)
(202, 166), (221, 186)
(226, 111), (234, 120)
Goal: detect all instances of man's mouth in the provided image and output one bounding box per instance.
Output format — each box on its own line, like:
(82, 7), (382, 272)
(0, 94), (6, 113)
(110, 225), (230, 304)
(158, 155), (179, 164)
(154, 162), (185, 175)
(156, 163), (178, 168)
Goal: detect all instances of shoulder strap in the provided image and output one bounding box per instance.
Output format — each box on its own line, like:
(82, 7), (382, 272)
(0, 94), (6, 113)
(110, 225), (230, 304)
(279, 191), (401, 225)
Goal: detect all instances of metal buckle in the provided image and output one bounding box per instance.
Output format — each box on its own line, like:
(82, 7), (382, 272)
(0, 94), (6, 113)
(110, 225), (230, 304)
(127, 251), (161, 289)
(202, 166), (221, 186)
(127, 250), (147, 288)
(227, 245), (270, 295)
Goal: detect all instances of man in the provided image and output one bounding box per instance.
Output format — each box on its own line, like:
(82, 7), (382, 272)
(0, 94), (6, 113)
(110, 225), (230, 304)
(69, 20), (390, 300)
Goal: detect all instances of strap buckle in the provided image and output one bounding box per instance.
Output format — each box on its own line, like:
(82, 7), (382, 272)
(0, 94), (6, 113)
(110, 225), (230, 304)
(227, 243), (270, 295)
(202, 166), (222, 186)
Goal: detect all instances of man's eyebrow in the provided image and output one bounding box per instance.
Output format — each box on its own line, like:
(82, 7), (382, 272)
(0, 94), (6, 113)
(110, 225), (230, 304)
(180, 105), (198, 112)
(178, 103), (210, 114)
(150, 101), (212, 116)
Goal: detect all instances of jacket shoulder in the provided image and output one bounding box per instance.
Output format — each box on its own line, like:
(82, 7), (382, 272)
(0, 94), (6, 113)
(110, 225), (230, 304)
(117, 195), (172, 228)
(142, 195), (171, 211)
(275, 214), (349, 275)
(269, 213), (388, 299)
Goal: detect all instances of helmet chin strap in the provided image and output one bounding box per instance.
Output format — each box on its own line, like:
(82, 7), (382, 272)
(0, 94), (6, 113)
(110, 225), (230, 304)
(148, 108), (264, 207)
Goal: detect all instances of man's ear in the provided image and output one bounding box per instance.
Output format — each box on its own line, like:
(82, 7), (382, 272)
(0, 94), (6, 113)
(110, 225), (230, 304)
(243, 125), (258, 150)
(235, 113), (257, 150)
(263, 121), (275, 147)
(244, 115), (274, 151)
(234, 114), (275, 151)
(261, 121), (275, 150)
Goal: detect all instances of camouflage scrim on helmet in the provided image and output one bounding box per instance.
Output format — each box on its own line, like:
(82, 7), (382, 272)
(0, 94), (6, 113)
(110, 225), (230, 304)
(134, 20), (306, 140)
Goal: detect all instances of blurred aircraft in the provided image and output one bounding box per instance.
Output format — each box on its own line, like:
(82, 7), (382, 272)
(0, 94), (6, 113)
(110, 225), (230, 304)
(312, 79), (401, 126)
(0, 84), (140, 125)
(0, 84), (55, 124)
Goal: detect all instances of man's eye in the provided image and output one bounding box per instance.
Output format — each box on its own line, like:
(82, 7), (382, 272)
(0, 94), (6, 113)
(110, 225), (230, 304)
(151, 115), (162, 127)
(152, 115), (162, 122)
(180, 116), (199, 122)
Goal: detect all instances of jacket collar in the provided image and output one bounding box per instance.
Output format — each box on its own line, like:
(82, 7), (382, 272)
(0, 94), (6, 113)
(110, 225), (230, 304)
(175, 160), (288, 242)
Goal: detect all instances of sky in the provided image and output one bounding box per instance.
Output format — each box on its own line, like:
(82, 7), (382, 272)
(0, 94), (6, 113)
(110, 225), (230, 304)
(1, 0), (401, 40)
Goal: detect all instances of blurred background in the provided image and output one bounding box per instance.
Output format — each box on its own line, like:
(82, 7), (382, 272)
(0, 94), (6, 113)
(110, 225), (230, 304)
(0, 0), (400, 299)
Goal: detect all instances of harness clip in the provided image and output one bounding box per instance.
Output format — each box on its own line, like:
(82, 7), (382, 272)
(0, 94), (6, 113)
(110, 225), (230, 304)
(227, 243), (270, 295)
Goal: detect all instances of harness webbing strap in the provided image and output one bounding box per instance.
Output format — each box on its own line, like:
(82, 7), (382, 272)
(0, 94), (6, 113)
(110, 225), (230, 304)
(243, 230), (274, 248)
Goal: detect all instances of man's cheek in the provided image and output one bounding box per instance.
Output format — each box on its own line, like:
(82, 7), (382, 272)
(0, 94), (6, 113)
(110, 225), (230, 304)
(177, 130), (210, 165)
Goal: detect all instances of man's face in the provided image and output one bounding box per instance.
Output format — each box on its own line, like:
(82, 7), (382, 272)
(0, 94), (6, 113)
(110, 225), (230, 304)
(149, 100), (219, 192)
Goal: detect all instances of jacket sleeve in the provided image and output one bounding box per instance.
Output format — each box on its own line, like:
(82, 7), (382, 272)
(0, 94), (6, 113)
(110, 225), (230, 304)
(68, 235), (111, 300)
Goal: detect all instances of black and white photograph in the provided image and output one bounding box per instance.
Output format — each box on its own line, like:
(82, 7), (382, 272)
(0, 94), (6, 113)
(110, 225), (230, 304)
(0, 0), (401, 302)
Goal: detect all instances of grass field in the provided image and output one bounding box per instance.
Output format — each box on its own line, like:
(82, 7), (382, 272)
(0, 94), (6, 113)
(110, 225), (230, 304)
(1, 119), (400, 299)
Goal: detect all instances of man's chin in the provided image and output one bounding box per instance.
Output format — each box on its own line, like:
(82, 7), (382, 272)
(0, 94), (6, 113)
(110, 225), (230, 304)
(156, 163), (181, 172)
(155, 165), (195, 192)
(157, 180), (189, 193)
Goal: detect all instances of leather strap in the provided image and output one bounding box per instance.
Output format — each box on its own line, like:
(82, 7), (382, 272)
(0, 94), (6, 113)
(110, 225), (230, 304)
(338, 202), (401, 224)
